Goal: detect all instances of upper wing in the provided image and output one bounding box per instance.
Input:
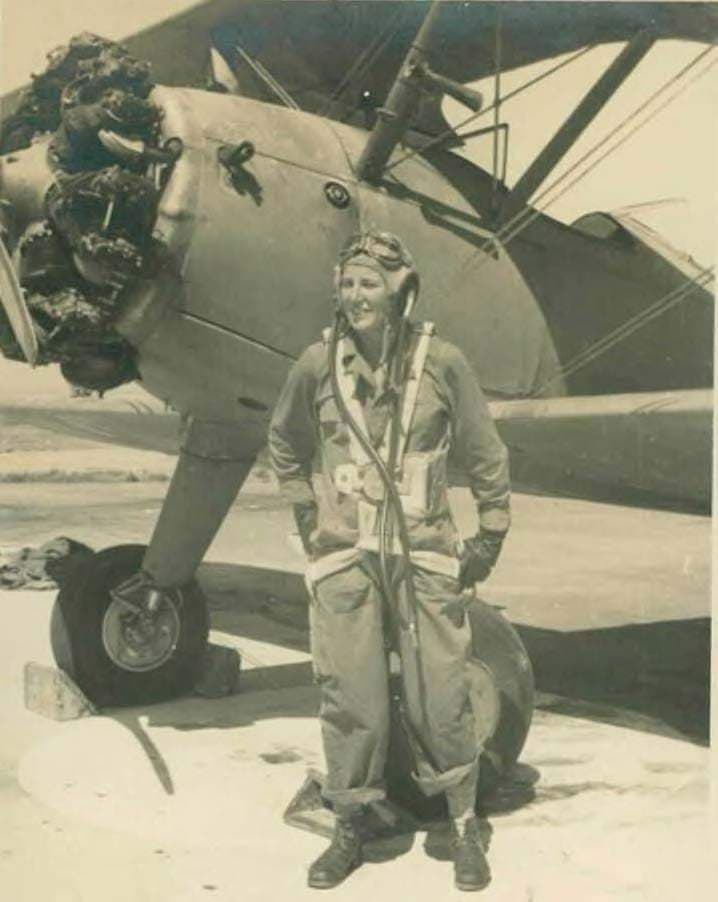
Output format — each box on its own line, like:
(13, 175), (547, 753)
(484, 388), (712, 512)
(3, 1), (717, 135)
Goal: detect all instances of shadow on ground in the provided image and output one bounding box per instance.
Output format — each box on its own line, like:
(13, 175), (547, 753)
(103, 559), (707, 816)
(107, 663), (319, 798)
(197, 561), (711, 745)
(518, 618), (710, 744)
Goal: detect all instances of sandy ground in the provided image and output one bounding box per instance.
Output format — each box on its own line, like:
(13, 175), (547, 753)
(0, 447), (713, 901)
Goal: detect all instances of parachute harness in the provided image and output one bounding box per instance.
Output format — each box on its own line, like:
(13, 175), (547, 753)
(327, 296), (442, 772)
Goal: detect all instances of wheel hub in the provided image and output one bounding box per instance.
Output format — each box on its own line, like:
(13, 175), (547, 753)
(102, 591), (181, 672)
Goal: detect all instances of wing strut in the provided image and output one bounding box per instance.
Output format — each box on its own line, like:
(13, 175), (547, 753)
(490, 7), (503, 212)
(498, 30), (654, 224)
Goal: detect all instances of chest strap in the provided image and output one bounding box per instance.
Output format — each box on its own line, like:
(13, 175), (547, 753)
(397, 322), (434, 465)
(327, 322), (435, 474)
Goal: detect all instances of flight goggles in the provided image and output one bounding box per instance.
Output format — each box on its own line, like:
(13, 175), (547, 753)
(338, 231), (414, 272)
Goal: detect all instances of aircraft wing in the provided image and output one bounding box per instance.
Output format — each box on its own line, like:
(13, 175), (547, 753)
(486, 388), (712, 511)
(1, 384), (711, 512)
(0, 388), (182, 456)
(3, 1), (718, 135)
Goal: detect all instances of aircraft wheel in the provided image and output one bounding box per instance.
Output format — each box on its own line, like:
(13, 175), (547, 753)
(385, 597), (534, 817)
(50, 545), (209, 707)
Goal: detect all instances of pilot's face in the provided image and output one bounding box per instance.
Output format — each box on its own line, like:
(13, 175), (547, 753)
(338, 263), (392, 335)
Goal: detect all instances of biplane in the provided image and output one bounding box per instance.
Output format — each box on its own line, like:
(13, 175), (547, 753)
(0, 1), (714, 800)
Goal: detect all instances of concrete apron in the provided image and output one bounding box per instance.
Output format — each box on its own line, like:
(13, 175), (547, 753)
(9, 630), (710, 901)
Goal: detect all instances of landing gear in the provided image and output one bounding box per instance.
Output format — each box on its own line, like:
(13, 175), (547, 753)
(49, 418), (262, 707)
(50, 545), (209, 707)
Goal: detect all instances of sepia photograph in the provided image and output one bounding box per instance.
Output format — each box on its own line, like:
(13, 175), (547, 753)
(0, 1), (714, 899)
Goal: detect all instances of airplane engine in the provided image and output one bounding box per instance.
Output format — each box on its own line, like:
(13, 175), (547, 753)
(0, 35), (176, 393)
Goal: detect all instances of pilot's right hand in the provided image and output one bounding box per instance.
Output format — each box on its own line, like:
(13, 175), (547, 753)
(459, 529), (507, 587)
(293, 501), (318, 555)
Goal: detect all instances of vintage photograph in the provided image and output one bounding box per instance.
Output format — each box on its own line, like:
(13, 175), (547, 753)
(0, 1), (714, 899)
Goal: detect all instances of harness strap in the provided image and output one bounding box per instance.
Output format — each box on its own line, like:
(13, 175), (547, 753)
(335, 337), (375, 468)
(323, 326), (373, 468)
(397, 322), (434, 466)
(324, 323), (436, 549)
(327, 322), (435, 473)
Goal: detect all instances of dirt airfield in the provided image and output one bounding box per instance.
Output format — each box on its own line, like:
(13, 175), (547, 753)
(0, 432), (712, 901)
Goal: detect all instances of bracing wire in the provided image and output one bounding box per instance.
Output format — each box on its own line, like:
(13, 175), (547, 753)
(451, 45), (717, 287)
(234, 44), (300, 110)
(321, 7), (405, 117)
(532, 58), (716, 215)
(498, 60), (718, 256)
(434, 43), (717, 395)
(384, 45), (595, 173)
(486, 45), (717, 261)
(340, 20), (406, 122)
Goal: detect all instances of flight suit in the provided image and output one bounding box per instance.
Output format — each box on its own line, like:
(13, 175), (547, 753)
(269, 325), (510, 805)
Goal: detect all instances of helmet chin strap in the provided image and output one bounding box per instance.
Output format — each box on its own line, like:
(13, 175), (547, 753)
(370, 285), (417, 372)
(387, 285), (415, 392)
(401, 286), (418, 320)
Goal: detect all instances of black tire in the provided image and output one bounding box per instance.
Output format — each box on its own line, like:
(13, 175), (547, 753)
(470, 598), (534, 796)
(385, 597), (534, 818)
(50, 544), (209, 708)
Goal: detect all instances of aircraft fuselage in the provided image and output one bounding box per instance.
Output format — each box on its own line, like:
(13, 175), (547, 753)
(2, 85), (712, 432)
(110, 87), (711, 428)
(111, 87), (559, 425)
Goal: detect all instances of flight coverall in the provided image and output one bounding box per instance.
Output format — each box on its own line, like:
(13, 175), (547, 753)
(268, 325), (511, 806)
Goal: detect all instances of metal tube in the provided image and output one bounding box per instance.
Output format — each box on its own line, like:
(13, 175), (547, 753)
(491, 7), (502, 205)
(141, 418), (260, 587)
(356, 0), (444, 183)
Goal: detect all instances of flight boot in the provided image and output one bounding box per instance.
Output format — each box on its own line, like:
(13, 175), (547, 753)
(451, 816), (491, 892)
(307, 810), (363, 889)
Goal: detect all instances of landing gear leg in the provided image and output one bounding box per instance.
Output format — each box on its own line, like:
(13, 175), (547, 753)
(50, 418), (261, 707)
(141, 419), (259, 588)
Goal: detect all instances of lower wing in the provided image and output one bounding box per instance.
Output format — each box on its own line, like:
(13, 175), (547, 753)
(0, 386), (182, 455)
(486, 389), (712, 512)
(2, 384), (712, 513)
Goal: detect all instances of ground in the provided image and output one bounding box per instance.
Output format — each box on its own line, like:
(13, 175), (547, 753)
(0, 433), (713, 901)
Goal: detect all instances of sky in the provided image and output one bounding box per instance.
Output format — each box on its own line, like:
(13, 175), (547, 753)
(1, 0), (716, 391)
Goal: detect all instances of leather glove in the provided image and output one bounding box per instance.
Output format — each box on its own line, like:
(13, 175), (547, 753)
(459, 529), (507, 587)
(293, 501), (318, 555)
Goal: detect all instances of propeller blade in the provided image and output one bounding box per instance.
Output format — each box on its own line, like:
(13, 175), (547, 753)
(0, 236), (38, 365)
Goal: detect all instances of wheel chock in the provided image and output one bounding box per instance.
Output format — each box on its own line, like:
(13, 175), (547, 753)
(24, 662), (98, 721)
(283, 770), (419, 840)
(283, 772), (335, 838)
(193, 643), (241, 698)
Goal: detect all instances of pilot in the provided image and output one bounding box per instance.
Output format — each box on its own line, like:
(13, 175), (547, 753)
(268, 229), (510, 892)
